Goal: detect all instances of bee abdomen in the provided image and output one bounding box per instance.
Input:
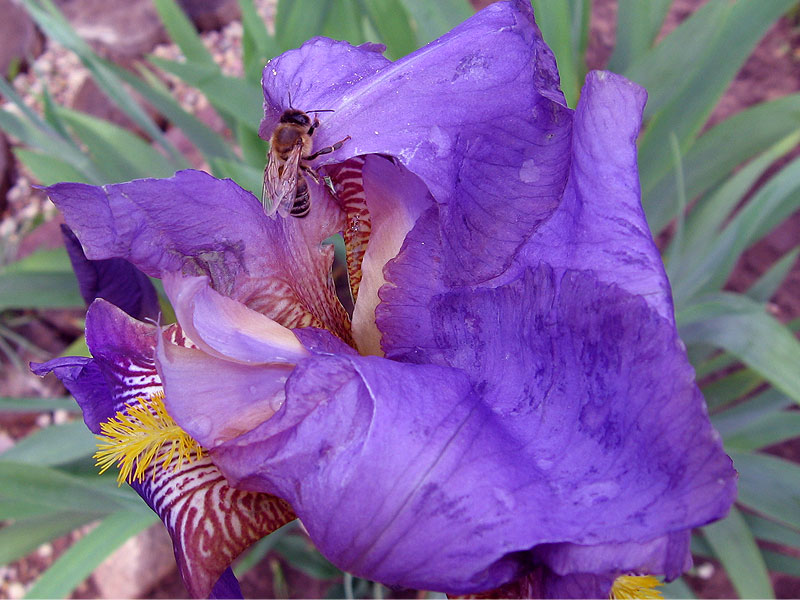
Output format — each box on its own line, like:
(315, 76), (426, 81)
(290, 178), (311, 218)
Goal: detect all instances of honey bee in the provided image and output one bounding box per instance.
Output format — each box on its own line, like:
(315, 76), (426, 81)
(262, 108), (350, 219)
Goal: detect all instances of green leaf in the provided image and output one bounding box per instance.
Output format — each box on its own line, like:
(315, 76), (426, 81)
(0, 396), (77, 413)
(209, 157), (263, 198)
(275, 0), (331, 51)
(678, 294), (800, 404)
(748, 246), (800, 303)
(0, 421), (97, 466)
(321, 0), (366, 47)
(731, 451), (800, 531)
(711, 388), (793, 438)
(40, 85), (74, 142)
(398, 0), (473, 47)
(274, 535), (341, 580)
(357, 0), (417, 60)
(743, 512), (800, 550)
(0, 107), (100, 183)
(645, 93), (800, 234)
(661, 576), (696, 599)
(57, 107), (180, 182)
(0, 511), (100, 565)
(638, 0), (795, 233)
(723, 411), (800, 452)
(679, 131), (800, 269)
(623, 0), (729, 119)
(673, 153), (800, 304)
(239, 0), (280, 81)
(110, 61), (237, 162)
(3, 248), (72, 274)
(701, 368), (762, 411)
(531, 0), (584, 108)
(762, 549), (800, 578)
(702, 506), (773, 599)
(20, 0), (185, 165)
(0, 462), (145, 515)
(0, 498), (63, 520)
(607, 0), (671, 73)
(13, 148), (91, 185)
(25, 510), (158, 599)
(236, 120), (268, 170)
(0, 272), (82, 310)
(152, 0), (216, 65)
(148, 56), (263, 130)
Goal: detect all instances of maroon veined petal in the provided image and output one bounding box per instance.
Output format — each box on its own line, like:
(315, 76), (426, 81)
(131, 449), (294, 598)
(46, 170), (352, 344)
(33, 299), (296, 598)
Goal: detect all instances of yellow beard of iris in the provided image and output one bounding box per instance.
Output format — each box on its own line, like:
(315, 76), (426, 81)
(610, 575), (663, 599)
(94, 391), (203, 485)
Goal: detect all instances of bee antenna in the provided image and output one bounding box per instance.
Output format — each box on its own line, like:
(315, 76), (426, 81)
(307, 109), (335, 114)
(288, 90), (294, 109)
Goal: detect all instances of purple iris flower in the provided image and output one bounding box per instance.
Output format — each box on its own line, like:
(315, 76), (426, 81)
(33, 0), (736, 597)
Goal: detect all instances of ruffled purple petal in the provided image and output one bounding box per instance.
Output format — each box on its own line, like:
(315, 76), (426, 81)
(210, 277), (735, 594)
(46, 170), (351, 340)
(163, 274), (309, 364)
(62, 225), (159, 321)
(531, 531), (691, 582)
(513, 70), (674, 322)
(261, 0), (572, 285)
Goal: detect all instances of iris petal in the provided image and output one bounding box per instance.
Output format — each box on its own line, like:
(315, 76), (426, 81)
(261, 0), (572, 284)
(33, 299), (295, 598)
(47, 170), (352, 343)
(210, 265), (735, 594)
(514, 70), (674, 321)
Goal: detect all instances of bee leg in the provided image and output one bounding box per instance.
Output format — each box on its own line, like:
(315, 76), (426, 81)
(304, 136), (351, 161)
(300, 164), (320, 184)
(307, 116), (320, 136)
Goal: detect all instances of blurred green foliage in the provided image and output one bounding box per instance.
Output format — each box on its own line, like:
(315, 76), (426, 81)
(1, 0), (799, 597)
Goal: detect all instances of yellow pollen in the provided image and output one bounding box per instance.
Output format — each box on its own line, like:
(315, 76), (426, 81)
(94, 391), (203, 485)
(610, 575), (663, 600)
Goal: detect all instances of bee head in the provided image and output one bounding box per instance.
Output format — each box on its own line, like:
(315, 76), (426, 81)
(280, 109), (311, 127)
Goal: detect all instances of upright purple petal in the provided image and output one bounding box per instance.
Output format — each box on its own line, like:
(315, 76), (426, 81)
(514, 71), (674, 322)
(62, 225), (159, 321)
(261, 0), (573, 284)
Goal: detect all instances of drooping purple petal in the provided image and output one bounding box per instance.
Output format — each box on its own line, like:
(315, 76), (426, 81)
(62, 225), (160, 321)
(210, 270), (735, 593)
(261, 0), (573, 285)
(46, 170), (351, 342)
(33, 300), (295, 598)
(30, 356), (112, 433)
(209, 568), (243, 599)
(156, 335), (291, 448)
(531, 531), (691, 582)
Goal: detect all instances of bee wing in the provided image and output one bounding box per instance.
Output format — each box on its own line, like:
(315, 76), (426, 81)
(261, 142), (302, 219)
